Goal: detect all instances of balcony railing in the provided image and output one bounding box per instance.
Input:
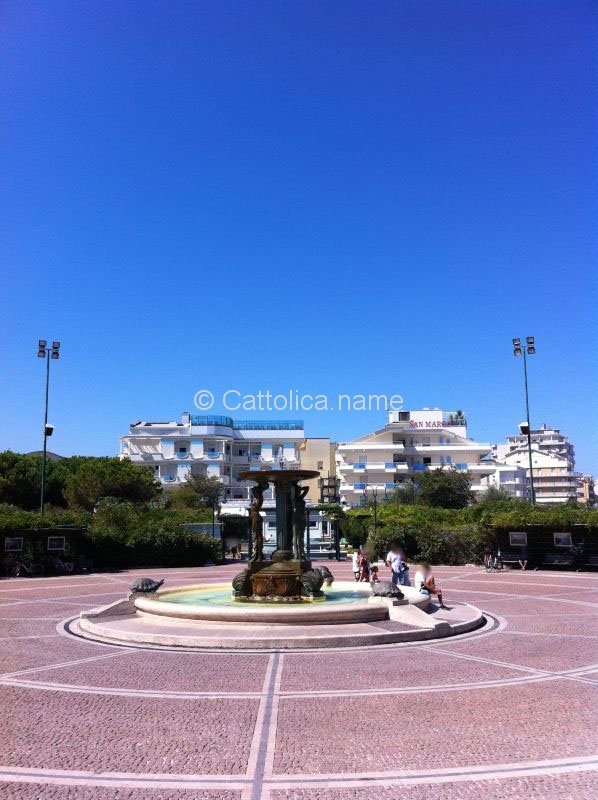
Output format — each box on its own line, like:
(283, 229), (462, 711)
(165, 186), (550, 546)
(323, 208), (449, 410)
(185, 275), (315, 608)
(233, 420), (304, 430)
(191, 415), (234, 427)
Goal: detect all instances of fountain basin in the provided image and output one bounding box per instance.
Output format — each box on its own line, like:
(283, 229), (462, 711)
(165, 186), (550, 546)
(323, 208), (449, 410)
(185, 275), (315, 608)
(133, 581), (429, 624)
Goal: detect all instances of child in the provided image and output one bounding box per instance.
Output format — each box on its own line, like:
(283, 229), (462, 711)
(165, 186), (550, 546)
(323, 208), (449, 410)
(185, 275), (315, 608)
(370, 564), (380, 583)
(358, 551), (370, 582)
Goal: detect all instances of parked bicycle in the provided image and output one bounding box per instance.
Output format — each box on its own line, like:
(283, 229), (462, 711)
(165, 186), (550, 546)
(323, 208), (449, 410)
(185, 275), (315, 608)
(484, 550), (503, 573)
(11, 559), (45, 578)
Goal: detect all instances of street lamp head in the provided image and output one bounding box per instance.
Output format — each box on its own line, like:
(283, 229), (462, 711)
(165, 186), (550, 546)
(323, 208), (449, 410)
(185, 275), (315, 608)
(38, 339), (47, 349)
(512, 338), (521, 347)
(52, 341), (60, 350)
(513, 346), (522, 357)
(37, 348), (46, 358)
(526, 336), (534, 345)
(527, 345), (535, 355)
(50, 351), (59, 360)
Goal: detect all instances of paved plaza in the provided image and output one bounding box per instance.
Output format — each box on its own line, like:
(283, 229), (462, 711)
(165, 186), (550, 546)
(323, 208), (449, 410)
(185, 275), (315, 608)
(0, 562), (597, 799)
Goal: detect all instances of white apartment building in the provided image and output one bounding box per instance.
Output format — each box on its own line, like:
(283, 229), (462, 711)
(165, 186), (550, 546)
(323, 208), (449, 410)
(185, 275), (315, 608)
(479, 462), (529, 499)
(121, 413), (305, 496)
(493, 424), (581, 504)
(337, 408), (495, 506)
(120, 412), (335, 546)
(493, 423), (576, 465)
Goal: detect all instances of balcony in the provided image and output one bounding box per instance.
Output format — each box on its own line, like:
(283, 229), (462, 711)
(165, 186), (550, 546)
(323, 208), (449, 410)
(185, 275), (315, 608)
(353, 463), (366, 471)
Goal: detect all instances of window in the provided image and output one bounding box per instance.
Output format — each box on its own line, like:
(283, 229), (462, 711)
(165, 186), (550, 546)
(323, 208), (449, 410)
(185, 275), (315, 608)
(317, 460), (324, 470)
(267, 521), (276, 529)
(4, 537), (23, 552)
(423, 456), (432, 465)
(48, 536), (66, 551)
(509, 532), (528, 547)
(392, 433), (406, 445)
(309, 520), (318, 528)
(554, 532), (572, 548)
(398, 411), (410, 421)
(178, 447), (187, 453)
(393, 453), (406, 463)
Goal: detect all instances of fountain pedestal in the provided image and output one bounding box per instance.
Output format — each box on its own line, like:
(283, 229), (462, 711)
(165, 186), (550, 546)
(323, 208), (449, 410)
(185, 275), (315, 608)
(234, 469), (320, 601)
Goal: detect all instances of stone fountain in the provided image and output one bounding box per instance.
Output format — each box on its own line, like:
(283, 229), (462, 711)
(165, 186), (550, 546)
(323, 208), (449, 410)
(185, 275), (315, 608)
(231, 469), (323, 601)
(73, 468), (486, 649)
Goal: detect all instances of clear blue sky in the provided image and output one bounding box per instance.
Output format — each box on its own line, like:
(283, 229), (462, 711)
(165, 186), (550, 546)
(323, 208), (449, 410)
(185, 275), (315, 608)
(1, 1), (596, 472)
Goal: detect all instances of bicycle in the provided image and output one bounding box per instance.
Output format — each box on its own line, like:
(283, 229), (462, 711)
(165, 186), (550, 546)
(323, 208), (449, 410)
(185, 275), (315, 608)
(12, 559), (45, 578)
(484, 551), (503, 573)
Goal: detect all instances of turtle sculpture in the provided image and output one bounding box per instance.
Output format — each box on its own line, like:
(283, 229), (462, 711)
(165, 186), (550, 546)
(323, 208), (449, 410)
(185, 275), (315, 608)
(128, 578), (164, 598)
(300, 569), (325, 598)
(314, 566), (334, 586)
(370, 580), (404, 599)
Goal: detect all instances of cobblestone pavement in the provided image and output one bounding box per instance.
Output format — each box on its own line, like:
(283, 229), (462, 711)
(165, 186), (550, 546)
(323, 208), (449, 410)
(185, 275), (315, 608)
(0, 563), (597, 799)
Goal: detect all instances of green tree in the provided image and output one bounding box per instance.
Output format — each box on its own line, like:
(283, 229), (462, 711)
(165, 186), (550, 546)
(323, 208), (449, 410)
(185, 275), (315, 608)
(414, 468), (473, 509)
(64, 458), (160, 511)
(391, 479), (419, 505)
(167, 484), (203, 510)
(184, 474), (225, 510)
(0, 451), (72, 509)
(476, 485), (516, 505)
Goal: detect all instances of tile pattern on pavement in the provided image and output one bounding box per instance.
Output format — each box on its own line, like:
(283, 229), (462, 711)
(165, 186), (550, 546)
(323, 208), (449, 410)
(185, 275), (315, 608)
(1, 563), (597, 799)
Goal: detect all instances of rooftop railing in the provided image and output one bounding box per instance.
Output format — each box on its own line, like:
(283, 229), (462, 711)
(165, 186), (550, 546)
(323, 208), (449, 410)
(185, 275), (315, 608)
(233, 420), (304, 430)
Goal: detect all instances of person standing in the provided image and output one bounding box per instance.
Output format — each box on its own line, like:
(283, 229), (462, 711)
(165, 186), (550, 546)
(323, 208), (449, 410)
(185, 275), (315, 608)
(398, 546), (410, 586)
(386, 544), (403, 587)
(352, 547), (362, 581)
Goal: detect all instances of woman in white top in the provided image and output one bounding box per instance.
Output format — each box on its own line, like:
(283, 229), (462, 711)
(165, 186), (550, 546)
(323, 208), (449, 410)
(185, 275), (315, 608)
(352, 547), (362, 581)
(414, 564), (446, 608)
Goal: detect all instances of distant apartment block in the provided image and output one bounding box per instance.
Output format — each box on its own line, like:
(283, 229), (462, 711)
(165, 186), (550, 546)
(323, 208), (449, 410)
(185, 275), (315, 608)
(336, 408), (497, 507)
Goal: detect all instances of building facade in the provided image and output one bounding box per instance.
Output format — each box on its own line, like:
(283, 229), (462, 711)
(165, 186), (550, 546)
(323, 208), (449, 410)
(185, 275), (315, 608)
(120, 413), (331, 506)
(577, 475), (596, 506)
(479, 462), (529, 499)
(336, 408), (495, 507)
(493, 424), (581, 504)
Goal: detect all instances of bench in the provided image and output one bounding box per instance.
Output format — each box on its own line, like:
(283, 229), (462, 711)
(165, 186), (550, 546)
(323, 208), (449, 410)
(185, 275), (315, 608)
(543, 552), (575, 568)
(497, 549), (524, 565)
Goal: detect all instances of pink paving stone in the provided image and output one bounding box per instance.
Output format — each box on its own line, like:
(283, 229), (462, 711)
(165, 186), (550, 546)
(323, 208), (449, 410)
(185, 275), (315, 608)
(0, 565), (597, 800)
(0, 601), (103, 620)
(26, 650), (269, 692)
(269, 771), (598, 800)
(273, 679), (598, 774)
(0, 686), (258, 774)
(500, 614), (598, 637)
(281, 649), (523, 692)
(432, 630), (598, 672)
(0, 636), (123, 675)
(0, 618), (63, 636)
(0, 786), (242, 800)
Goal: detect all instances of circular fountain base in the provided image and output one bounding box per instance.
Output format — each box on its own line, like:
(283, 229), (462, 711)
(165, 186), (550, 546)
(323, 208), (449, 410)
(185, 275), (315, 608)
(74, 581), (485, 650)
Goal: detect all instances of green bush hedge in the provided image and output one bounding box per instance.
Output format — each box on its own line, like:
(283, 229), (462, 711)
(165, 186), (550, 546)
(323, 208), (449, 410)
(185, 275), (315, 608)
(87, 499), (222, 569)
(365, 522), (493, 565)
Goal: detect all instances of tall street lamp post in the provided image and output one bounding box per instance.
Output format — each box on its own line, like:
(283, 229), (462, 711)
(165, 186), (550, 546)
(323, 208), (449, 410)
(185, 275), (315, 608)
(512, 336), (536, 504)
(37, 340), (61, 515)
(364, 484), (387, 537)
